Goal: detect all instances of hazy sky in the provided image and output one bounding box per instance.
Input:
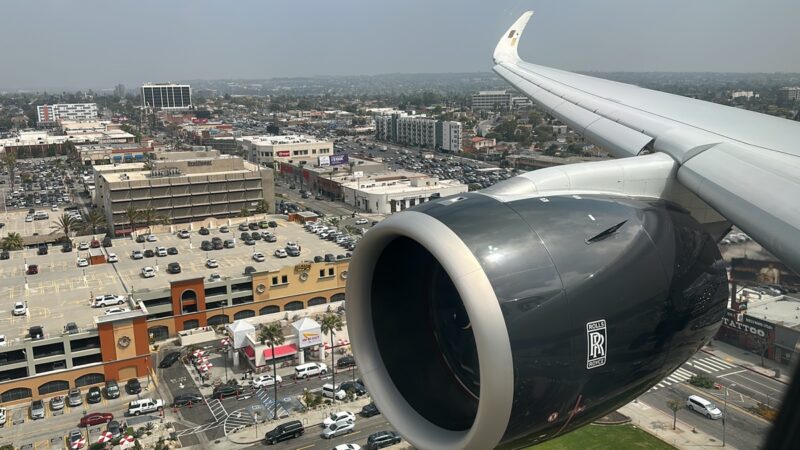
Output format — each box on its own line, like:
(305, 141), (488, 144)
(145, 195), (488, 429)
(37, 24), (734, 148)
(1, 0), (798, 90)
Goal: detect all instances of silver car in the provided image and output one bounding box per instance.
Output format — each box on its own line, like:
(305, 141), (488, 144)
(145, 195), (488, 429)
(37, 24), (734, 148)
(30, 400), (45, 420)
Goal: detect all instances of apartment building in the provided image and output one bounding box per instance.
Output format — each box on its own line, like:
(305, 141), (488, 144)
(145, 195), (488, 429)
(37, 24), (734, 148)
(471, 90), (512, 111)
(37, 103), (98, 124)
(374, 113), (462, 152)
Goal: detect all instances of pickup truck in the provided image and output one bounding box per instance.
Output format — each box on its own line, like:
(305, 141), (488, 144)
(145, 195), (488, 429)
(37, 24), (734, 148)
(127, 398), (164, 416)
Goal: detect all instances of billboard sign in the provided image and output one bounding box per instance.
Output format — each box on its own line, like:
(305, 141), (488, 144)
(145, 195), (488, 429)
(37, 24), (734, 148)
(299, 330), (322, 348)
(277, 150), (291, 157)
(330, 153), (349, 166)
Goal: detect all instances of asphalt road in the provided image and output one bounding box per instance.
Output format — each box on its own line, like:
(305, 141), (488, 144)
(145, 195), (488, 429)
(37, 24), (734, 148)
(242, 413), (399, 450)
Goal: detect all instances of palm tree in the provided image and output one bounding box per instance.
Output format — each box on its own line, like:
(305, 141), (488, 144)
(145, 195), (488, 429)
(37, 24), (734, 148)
(51, 213), (80, 245)
(82, 210), (106, 235)
(258, 323), (285, 420)
(139, 208), (160, 234)
(1, 153), (17, 190)
(255, 199), (270, 214)
(124, 206), (140, 235)
(320, 313), (344, 405)
(1, 232), (23, 251)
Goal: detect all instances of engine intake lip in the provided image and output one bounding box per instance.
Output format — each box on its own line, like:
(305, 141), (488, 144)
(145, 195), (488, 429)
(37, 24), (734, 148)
(347, 210), (514, 450)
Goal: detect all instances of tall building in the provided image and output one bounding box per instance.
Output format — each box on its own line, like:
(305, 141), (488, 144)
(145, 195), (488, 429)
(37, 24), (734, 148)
(96, 151), (274, 233)
(779, 87), (800, 102)
(471, 90), (512, 111)
(36, 103), (98, 124)
(374, 113), (462, 152)
(114, 84), (126, 97)
(141, 83), (192, 110)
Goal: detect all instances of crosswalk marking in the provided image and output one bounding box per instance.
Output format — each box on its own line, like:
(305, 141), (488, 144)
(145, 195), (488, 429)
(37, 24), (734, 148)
(698, 357), (734, 371)
(648, 367), (696, 392)
(206, 398), (228, 422)
(690, 361), (716, 373)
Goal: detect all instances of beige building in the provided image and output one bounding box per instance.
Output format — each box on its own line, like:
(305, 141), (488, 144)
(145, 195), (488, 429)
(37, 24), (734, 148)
(98, 151), (274, 234)
(240, 135), (333, 167)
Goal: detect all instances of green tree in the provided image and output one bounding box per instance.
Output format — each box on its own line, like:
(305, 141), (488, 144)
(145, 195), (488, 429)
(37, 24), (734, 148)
(1, 232), (24, 250)
(257, 323), (285, 420)
(320, 313), (344, 405)
(1, 153), (17, 189)
(254, 199), (270, 214)
(51, 213), (80, 245)
(543, 144), (559, 156)
(124, 206), (141, 234)
(240, 208), (251, 217)
(667, 398), (682, 430)
(83, 210), (107, 235)
(139, 208), (161, 234)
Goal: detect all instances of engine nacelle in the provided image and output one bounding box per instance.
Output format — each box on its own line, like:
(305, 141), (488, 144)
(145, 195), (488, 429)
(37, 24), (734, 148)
(346, 192), (728, 449)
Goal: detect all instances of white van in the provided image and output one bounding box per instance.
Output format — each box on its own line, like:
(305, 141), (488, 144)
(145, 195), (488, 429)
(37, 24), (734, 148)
(686, 395), (722, 419)
(321, 383), (346, 400)
(294, 362), (328, 379)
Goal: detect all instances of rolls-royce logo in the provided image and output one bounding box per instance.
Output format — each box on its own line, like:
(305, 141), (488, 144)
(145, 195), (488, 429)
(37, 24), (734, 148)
(118, 336), (132, 348)
(586, 320), (607, 369)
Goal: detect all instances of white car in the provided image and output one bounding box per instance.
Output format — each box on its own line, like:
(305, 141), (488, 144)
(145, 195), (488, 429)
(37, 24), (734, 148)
(251, 374), (282, 388)
(107, 253), (118, 263)
(104, 307), (130, 315)
(0, 335), (6, 347)
(355, 218), (368, 225)
(331, 445), (360, 450)
(146, 235), (157, 242)
(321, 421), (355, 439)
(252, 252), (266, 262)
(323, 411), (356, 427)
(141, 267), (156, 278)
(51, 205), (59, 211)
(25, 215), (33, 222)
(94, 294), (126, 308)
(208, 273), (221, 282)
(78, 242), (89, 250)
(0, 407), (6, 426)
(127, 398), (164, 416)
(274, 248), (287, 258)
(12, 301), (27, 316)
(77, 258), (89, 267)
(131, 250), (143, 260)
(156, 247), (167, 257)
(177, 230), (190, 239)
(206, 259), (219, 268)
(286, 241), (299, 251)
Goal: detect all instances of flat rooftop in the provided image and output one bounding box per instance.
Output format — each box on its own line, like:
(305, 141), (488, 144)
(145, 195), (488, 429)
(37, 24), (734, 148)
(743, 295), (800, 329)
(242, 135), (329, 146)
(0, 217), (350, 344)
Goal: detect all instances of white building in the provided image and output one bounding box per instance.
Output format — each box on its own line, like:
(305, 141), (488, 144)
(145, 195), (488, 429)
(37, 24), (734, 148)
(141, 83), (192, 110)
(731, 90), (757, 100)
(240, 135), (333, 167)
(37, 103), (98, 124)
(375, 113), (462, 152)
(342, 174), (467, 214)
(471, 90), (512, 111)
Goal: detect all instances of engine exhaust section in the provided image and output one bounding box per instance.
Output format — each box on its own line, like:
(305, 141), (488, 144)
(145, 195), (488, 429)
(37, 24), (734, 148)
(346, 191), (728, 449)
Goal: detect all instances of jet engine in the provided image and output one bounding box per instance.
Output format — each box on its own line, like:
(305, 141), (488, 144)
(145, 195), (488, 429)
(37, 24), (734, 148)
(346, 191), (728, 449)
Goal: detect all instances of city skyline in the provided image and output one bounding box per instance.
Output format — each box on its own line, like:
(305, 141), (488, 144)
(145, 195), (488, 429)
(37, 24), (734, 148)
(1, 0), (799, 90)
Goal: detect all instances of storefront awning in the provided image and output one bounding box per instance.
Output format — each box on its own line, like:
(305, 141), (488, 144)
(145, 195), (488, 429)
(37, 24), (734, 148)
(263, 343), (298, 361)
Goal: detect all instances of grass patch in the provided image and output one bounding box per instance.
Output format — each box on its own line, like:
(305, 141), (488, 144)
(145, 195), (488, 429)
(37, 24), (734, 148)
(531, 424), (676, 450)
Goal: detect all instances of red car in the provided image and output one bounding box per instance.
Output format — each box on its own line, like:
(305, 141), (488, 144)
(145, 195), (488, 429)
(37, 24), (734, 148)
(79, 412), (113, 427)
(90, 239), (101, 248)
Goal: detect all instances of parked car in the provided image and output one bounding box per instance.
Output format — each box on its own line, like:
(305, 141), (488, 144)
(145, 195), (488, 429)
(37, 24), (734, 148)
(79, 412), (114, 427)
(248, 222), (259, 230)
(50, 395), (65, 411)
(294, 362), (328, 379)
(177, 230), (190, 239)
(206, 259), (219, 268)
(158, 351), (181, 368)
(12, 301), (27, 316)
(143, 249), (155, 258)
(30, 400), (45, 420)
(131, 250), (143, 260)
(77, 258), (89, 267)
(38, 245), (48, 255)
(87, 386), (102, 404)
(251, 374), (282, 388)
(105, 380), (120, 399)
(156, 247), (167, 257)
(0, 407), (5, 426)
(68, 388), (83, 407)
(366, 430), (402, 449)
(127, 398), (164, 416)
(167, 262), (181, 274)
(252, 252), (266, 262)
(238, 223), (249, 231)
(173, 393), (204, 408)
(322, 383), (347, 400)
(141, 267), (156, 278)
(339, 381), (367, 397)
(94, 294), (126, 308)
(102, 236), (113, 247)
(126, 378), (141, 395)
(274, 248), (288, 258)
(264, 420), (304, 445)
(167, 247), (178, 255)
(244, 266), (257, 275)
(198, 227), (210, 235)
(107, 253), (118, 263)
(90, 239), (101, 248)
(208, 273), (222, 282)
(68, 430), (83, 448)
(360, 402), (380, 417)
(135, 235), (146, 243)
(104, 307), (130, 315)
(78, 242), (89, 250)
(321, 421), (355, 439)
(355, 218), (368, 225)
(0, 250), (9, 259)
(27, 264), (39, 275)
(686, 395), (723, 419)
(107, 420), (122, 439)
(323, 411), (356, 427)
(146, 234), (157, 242)
(224, 239), (235, 248)
(211, 384), (243, 399)
(29, 325), (44, 340)
(219, 226), (229, 233)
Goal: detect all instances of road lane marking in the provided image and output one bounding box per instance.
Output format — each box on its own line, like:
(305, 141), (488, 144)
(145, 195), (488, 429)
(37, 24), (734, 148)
(717, 369), (747, 378)
(728, 372), (786, 393)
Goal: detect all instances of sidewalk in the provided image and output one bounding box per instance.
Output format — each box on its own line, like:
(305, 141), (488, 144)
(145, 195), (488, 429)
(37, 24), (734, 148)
(702, 340), (794, 384)
(621, 400), (733, 449)
(226, 396), (374, 445)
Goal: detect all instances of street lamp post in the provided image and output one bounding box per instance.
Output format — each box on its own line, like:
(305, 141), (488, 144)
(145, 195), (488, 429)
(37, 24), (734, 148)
(723, 383), (736, 447)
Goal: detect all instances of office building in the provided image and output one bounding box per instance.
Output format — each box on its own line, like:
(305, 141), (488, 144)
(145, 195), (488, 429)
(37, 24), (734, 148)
(114, 84), (126, 97)
(36, 103), (98, 125)
(240, 135), (333, 167)
(471, 90), (512, 111)
(141, 83), (192, 110)
(779, 87), (800, 102)
(342, 174), (467, 214)
(97, 151), (274, 234)
(374, 113), (462, 152)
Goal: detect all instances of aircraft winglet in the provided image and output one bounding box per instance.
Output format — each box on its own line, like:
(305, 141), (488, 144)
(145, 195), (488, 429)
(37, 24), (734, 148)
(493, 11), (534, 65)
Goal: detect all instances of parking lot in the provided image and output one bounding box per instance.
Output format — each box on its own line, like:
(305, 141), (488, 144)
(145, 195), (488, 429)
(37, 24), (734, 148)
(0, 216), (353, 345)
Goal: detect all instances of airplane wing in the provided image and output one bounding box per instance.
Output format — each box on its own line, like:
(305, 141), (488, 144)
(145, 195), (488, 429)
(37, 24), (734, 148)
(493, 11), (800, 273)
